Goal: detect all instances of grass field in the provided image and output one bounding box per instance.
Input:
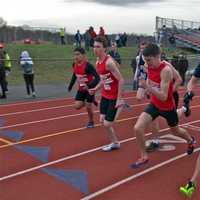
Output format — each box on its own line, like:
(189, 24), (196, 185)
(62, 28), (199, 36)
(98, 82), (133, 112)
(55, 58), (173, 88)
(5, 43), (195, 85)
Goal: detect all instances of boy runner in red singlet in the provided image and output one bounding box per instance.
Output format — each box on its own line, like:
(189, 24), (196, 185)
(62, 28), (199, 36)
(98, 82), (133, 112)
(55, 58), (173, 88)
(89, 36), (124, 152)
(68, 47), (100, 128)
(131, 43), (195, 168)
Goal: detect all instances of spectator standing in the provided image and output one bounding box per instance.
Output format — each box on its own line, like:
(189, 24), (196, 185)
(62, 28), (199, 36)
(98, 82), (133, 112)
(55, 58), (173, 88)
(177, 53), (189, 86)
(121, 32), (127, 47)
(84, 29), (91, 51)
(3, 50), (12, 92)
(59, 27), (66, 45)
(89, 26), (97, 47)
(99, 26), (105, 37)
(20, 51), (36, 98)
(171, 54), (179, 71)
(74, 30), (82, 48)
(108, 42), (121, 65)
(0, 44), (6, 98)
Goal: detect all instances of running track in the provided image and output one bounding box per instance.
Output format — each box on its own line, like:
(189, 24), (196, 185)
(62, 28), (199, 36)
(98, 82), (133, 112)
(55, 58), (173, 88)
(0, 88), (200, 200)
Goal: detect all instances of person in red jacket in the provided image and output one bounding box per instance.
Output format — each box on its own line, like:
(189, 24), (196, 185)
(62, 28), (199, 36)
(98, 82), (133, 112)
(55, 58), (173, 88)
(99, 26), (105, 37)
(89, 26), (97, 47)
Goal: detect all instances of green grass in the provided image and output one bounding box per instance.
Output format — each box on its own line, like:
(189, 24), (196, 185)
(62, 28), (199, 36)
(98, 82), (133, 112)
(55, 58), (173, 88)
(5, 43), (195, 85)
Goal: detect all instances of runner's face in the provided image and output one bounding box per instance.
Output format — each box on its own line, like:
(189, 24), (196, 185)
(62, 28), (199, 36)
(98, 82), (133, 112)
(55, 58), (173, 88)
(140, 44), (146, 53)
(111, 43), (117, 51)
(144, 55), (160, 68)
(93, 42), (105, 57)
(74, 51), (84, 63)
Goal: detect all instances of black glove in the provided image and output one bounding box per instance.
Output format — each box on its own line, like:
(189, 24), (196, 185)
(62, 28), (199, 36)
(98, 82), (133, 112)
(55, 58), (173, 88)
(183, 91), (194, 105)
(67, 84), (72, 92)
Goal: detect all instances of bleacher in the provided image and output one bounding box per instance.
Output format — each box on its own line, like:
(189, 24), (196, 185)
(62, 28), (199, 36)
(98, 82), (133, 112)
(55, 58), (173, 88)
(175, 29), (200, 51)
(156, 16), (200, 52)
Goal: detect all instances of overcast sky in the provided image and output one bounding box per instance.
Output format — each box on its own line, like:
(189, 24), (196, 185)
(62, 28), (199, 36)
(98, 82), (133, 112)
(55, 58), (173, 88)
(1, 0), (200, 35)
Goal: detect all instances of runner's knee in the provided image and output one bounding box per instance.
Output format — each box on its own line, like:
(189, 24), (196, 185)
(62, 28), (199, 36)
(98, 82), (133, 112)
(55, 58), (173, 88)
(85, 103), (92, 109)
(100, 115), (105, 124)
(75, 102), (84, 110)
(103, 120), (113, 128)
(134, 123), (144, 134)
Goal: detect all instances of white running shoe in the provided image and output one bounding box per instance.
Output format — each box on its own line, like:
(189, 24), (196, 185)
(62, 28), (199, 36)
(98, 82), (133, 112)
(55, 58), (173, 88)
(102, 142), (120, 152)
(32, 92), (36, 98)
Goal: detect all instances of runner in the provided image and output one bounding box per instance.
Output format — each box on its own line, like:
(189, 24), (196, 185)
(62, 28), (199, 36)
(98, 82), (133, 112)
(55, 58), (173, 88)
(89, 36), (124, 152)
(146, 60), (190, 152)
(68, 47), (100, 128)
(134, 43), (189, 152)
(131, 43), (195, 168)
(135, 42), (148, 101)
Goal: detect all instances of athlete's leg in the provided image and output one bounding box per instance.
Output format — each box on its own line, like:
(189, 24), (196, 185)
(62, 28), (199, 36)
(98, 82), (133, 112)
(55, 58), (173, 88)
(100, 97), (120, 151)
(103, 120), (119, 144)
(179, 155), (199, 198)
(134, 112), (153, 159)
(75, 101), (85, 110)
(146, 119), (161, 152)
(74, 91), (87, 110)
(85, 102), (94, 128)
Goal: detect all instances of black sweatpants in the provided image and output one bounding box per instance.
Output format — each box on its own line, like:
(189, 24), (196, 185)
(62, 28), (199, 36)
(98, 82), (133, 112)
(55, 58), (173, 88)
(24, 74), (35, 95)
(0, 69), (6, 96)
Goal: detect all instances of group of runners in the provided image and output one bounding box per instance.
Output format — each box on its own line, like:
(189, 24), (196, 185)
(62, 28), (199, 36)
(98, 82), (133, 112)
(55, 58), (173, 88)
(67, 36), (200, 198)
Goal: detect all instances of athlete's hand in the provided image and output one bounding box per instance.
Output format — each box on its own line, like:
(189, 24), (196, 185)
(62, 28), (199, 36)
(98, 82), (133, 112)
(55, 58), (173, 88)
(82, 85), (88, 91)
(67, 86), (72, 93)
(145, 90), (151, 99)
(115, 99), (125, 108)
(139, 78), (148, 89)
(88, 88), (96, 95)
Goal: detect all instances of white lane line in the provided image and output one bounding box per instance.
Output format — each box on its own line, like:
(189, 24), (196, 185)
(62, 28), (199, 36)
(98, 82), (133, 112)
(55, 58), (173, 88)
(0, 87), (195, 116)
(81, 148), (200, 200)
(0, 96), (136, 117)
(1, 97), (200, 130)
(0, 90), (138, 107)
(182, 124), (200, 131)
(0, 96), (73, 107)
(0, 101), (148, 130)
(0, 119), (199, 182)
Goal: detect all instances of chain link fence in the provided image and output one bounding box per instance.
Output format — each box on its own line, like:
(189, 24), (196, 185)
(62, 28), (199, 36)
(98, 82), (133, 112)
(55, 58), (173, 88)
(0, 53), (199, 103)
(4, 54), (200, 86)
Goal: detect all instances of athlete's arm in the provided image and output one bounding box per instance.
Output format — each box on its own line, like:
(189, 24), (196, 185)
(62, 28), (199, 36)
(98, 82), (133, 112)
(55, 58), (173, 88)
(147, 66), (173, 101)
(187, 64), (200, 92)
(85, 63), (100, 89)
(187, 76), (199, 92)
(88, 82), (101, 95)
(167, 62), (182, 91)
(106, 58), (124, 100)
(182, 64), (200, 103)
(134, 56), (139, 81)
(182, 75), (198, 105)
(68, 73), (77, 92)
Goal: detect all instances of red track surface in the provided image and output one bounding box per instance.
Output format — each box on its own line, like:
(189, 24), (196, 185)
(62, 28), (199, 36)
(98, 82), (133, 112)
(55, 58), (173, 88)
(0, 88), (200, 200)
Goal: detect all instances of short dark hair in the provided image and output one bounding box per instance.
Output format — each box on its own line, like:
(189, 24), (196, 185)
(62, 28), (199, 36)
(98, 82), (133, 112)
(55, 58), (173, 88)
(94, 36), (108, 48)
(140, 41), (148, 46)
(74, 47), (86, 54)
(143, 43), (161, 57)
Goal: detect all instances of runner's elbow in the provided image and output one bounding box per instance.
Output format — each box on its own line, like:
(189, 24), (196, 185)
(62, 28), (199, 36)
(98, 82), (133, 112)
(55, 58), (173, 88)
(119, 78), (124, 85)
(178, 77), (182, 85)
(161, 94), (168, 101)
